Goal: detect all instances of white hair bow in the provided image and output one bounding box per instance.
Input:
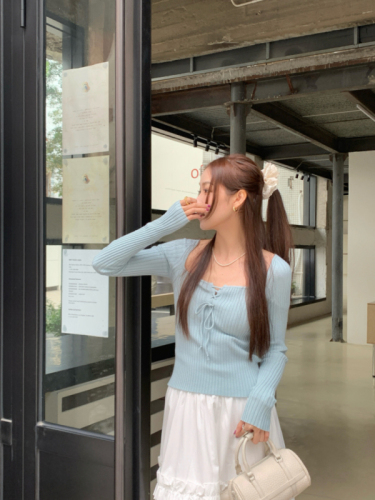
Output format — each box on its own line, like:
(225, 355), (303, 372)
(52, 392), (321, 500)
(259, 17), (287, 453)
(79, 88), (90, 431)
(261, 162), (279, 200)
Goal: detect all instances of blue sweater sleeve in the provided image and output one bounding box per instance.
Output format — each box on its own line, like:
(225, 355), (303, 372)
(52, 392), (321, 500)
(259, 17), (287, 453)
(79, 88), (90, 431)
(91, 199), (189, 279)
(240, 258), (292, 432)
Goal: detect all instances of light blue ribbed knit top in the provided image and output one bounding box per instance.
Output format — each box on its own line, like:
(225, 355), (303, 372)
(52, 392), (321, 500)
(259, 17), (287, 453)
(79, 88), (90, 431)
(92, 199), (292, 432)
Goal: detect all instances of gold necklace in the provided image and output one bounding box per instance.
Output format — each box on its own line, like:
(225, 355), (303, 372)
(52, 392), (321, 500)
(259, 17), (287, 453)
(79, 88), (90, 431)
(212, 249), (246, 267)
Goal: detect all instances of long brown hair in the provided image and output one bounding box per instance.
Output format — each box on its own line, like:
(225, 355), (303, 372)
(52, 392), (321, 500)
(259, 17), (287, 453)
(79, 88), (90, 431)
(176, 154), (295, 361)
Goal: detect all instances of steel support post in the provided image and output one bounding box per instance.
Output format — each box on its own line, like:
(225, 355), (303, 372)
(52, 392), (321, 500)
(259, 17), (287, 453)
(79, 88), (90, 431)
(230, 82), (247, 155)
(331, 153), (345, 342)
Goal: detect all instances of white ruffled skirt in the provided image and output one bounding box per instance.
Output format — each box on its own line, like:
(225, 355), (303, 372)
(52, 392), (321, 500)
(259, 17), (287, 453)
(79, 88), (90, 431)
(153, 386), (295, 500)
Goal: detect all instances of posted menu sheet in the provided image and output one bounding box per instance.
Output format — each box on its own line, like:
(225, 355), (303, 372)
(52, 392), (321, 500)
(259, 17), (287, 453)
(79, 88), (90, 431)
(62, 156), (110, 244)
(62, 62), (109, 155)
(61, 249), (109, 337)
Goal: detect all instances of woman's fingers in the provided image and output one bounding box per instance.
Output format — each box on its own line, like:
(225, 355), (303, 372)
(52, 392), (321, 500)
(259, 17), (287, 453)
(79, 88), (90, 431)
(234, 421), (244, 438)
(234, 420), (253, 438)
(252, 429), (269, 444)
(180, 199), (211, 220)
(234, 421), (269, 444)
(181, 196), (197, 205)
(252, 429), (262, 445)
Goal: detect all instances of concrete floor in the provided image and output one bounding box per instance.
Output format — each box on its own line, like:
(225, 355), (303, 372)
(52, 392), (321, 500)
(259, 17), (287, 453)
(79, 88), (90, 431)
(277, 309), (375, 500)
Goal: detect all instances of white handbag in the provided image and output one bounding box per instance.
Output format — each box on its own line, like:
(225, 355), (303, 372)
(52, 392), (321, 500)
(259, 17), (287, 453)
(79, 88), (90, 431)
(221, 431), (311, 500)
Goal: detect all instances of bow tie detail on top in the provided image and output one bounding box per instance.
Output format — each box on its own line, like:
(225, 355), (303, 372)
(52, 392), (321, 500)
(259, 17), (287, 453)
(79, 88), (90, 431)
(194, 301), (215, 360)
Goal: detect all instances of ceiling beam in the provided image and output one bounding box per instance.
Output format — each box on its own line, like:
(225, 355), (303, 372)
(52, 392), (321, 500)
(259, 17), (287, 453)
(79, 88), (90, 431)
(152, 45), (375, 94)
(152, 63), (375, 116)
(250, 102), (339, 153)
(152, 115), (222, 144)
(152, 116), (263, 157)
(263, 135), (375, 160)
(273, 159), (332, 180)
(337, 135), (375, 153)
(152, 85), (230, 117)
(342, 89), (375, 116)
(262, 143), (329, 161)
(151, 120), (225, 151)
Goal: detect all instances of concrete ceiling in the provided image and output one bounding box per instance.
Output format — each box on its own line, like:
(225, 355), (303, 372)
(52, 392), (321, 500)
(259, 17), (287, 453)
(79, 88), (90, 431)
(152, 65), (375, 186)
(151, 15), (375, 189)
(152, 0), (375, 63)
(161, 89), (375, 153)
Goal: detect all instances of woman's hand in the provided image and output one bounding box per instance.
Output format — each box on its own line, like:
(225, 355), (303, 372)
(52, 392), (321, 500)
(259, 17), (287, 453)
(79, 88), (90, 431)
(180, 197), (211, 221)
(234, 420), (269, 445)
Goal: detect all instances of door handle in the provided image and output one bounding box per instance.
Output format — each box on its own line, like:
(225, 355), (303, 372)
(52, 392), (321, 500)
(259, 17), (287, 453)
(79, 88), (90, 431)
(1, 418), (12, 446)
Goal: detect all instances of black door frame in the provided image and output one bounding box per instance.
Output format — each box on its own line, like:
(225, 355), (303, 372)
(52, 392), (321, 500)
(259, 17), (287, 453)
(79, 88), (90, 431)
(115, 0), (152, 498)
(0, 0), (152, 498)
(2, 0), (42, 497)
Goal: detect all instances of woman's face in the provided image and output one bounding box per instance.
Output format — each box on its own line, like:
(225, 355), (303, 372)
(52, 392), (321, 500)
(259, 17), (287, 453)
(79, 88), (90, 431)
(197, 167), (236, 230)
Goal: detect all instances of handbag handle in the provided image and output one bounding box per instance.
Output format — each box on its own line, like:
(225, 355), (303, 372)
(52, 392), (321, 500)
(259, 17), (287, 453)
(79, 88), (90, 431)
(234, 431), (282, 475)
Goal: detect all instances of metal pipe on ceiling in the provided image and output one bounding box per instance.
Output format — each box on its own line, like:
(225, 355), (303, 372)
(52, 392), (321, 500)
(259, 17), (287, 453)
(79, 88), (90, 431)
(231, 0), (264, 7)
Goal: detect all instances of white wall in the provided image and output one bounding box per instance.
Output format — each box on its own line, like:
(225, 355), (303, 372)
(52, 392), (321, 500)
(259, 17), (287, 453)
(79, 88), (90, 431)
(151, 134), (204, 211)
(151, 134), (227, 211)
(347, 151), (375, 345)
(343, 194), (348, 315)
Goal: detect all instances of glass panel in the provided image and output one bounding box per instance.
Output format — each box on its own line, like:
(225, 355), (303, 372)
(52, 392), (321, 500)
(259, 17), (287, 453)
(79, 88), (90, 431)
(291, 247), (305, 299)
(291, 247), (317, 304)
(44, 1), (116, 435)
(150, 133), (222, 350)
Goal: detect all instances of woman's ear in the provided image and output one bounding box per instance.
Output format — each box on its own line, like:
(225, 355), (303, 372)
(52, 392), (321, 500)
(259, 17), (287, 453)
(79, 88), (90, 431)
(237, 189), (247, 204)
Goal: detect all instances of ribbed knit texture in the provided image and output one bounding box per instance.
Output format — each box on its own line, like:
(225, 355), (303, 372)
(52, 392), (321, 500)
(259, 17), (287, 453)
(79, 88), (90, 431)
(92, 199), (292, 432)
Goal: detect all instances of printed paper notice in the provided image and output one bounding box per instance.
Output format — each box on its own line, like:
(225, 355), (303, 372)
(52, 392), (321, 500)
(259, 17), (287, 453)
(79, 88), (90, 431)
(62, 62), (109, 155)
(61, 249), (109, 337)
(62, 156), (109, 244)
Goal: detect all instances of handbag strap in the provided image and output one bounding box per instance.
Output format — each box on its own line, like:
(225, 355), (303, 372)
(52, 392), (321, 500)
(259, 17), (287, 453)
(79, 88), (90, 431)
(234, 431), (281, 474)
(234, 433), (250, 474)
(234, 432), (261, 474)
(241, 434), (281, 473)
(234, 431), (280, 475)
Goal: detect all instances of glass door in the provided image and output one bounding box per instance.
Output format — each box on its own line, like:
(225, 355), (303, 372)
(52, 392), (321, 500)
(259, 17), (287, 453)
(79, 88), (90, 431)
(1, 0), (151, 498)
(39, 1), (117, 498)
(44, 3), (116, 437)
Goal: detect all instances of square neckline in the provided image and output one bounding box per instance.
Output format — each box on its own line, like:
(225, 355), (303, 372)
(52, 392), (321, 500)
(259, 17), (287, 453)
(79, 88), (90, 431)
(183, 239), (277, 291)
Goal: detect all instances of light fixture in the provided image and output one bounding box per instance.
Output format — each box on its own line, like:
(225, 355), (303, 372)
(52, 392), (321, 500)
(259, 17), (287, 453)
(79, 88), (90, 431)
(231, 0), (264, 7)
(295, 160), (304, 179)
(356, 104), (375, 123)
(301, 174), (304, 180)
(205, 141), (210, 152)
(215, 144), (220, 155)
(193, 135), (198, 147)
(307, 175), (310, 182)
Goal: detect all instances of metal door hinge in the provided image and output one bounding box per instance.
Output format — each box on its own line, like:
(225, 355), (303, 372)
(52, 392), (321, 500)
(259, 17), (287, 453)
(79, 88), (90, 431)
(1, 418), (12, 446)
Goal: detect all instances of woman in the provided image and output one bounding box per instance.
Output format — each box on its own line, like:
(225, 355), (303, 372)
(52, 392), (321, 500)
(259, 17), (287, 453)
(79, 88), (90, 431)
(92, 154), (295, 499)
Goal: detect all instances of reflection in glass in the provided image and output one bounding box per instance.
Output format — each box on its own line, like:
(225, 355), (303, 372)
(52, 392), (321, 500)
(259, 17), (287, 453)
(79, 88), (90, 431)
(150, 135), (223, 349)
(151, 273), (175, 349)
(44, 2), (116, 435)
